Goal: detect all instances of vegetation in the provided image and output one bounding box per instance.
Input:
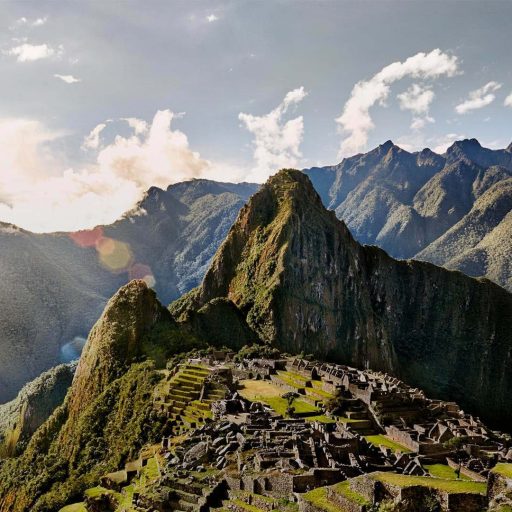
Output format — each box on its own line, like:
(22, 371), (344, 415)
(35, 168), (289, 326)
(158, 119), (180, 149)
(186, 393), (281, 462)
(333, 480), (370, 506)
(424, 464), (471, 480)
(234, 344), (281, 362)
(492, 463), (512, 479)
(238, 380), (319, 417)
(364, 435), (412, 453)
(0, 362), (165, 512)
(371, 472), (487, 494)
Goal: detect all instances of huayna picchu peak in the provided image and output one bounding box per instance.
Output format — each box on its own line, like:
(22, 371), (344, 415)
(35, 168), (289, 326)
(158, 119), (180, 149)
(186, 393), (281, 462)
(172, 169), (512, 429)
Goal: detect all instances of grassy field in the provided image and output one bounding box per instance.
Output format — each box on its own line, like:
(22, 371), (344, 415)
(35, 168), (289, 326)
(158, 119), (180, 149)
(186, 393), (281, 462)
(424, 464), (471, 480)
(239, 380), (319, 416)
(302, 486), (342, 512)
(364, 434), (412, 453)
(372, 472), (487, 494)
(492, 463), (512, 479)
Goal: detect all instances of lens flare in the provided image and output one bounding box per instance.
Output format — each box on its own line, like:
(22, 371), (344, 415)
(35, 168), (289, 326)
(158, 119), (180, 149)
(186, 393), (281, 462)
(129, 262), (156, 287)
(96, 237), (133, 272)
(69, 227), (104, 247)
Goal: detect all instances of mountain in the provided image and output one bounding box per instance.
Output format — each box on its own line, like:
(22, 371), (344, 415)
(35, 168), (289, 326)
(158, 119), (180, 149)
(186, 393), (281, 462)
(0, 280), (203, 511)
(172, 169), (512, 428)
(303, 139), (512, 291)
(0, 180), (257, 403)
(0, 362), (76, 459)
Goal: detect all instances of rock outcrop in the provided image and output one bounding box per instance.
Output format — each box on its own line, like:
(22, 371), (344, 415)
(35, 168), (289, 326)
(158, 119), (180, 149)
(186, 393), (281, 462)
(172, 169), (512, 428)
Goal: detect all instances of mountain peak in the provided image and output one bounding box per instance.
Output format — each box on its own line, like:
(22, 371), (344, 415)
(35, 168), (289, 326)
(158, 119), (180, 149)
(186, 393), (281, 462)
(380, 139), (395, 150)
(446, 138), (482, 154)
(65, 279), (171, 422)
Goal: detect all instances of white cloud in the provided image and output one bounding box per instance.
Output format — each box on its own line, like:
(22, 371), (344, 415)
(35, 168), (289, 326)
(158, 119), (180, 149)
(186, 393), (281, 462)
(82, 123), (108, 150)
(432, 133), (466, 154)
(395, 132), (466, 154)
(206, 14), (219, 22)
(32, 17), (48, 27)
(122, 117), (149, 135)
(397, 83), (435, 131)
(12, 16), (47, 28)
(5, 43), (62, 62)
(0, 111), (245, 232)
(335, 49), (459, 157)
(239, 86), (308, 181)
(505, 92), (512, 108)
(455, 81), (502, 114)
(54, 74), (81, 84)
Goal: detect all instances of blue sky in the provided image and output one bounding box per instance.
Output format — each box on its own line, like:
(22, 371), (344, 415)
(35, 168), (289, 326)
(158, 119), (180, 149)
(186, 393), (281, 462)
(0, 0), (511, 231)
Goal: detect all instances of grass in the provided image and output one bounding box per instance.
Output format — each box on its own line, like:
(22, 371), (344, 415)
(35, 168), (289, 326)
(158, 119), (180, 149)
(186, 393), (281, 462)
(302, 487), (340, 512)
(492, 463), (512, 479)
(239, 380), (319, 416)
(424, 464), (471, 481)
(364, 435), (412, 453)
(59, 505), (87, 512)
(332, 480), (371, 506)
(232, 498), (267, 512)
(372, 472), (487, 494)
(306, 415), (336, 424)
(84, 486), (113, 498)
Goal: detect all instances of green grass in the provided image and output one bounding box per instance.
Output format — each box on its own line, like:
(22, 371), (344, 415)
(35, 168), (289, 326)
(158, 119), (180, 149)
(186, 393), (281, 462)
(492, 463), (512, 479)
(364, 435), (412, 453)
(372, 472), (487, 494)
(306, 387), (333, 399)
(141, 457), (160, 480)
(59, 504), (87, 512)
(231, 498), (267, 511)
(302, 486), (340, 512)
(239, 379), (319, 416)
(332, 480), (371, 506)
(84, 486), (113, 498)
(424, 464), (471, 481)
(260, 396), (319, 416)
(305, 415), (336, 423)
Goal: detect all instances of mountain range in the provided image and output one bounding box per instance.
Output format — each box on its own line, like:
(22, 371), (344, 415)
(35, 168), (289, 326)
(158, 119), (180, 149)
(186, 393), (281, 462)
(0, 168), (510, 511)
(303, 138), (512, 291)
(0, 138), (510, 404)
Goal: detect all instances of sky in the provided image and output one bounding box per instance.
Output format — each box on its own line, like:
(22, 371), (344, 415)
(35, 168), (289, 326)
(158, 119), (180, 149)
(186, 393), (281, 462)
(0, 0), (511, 232)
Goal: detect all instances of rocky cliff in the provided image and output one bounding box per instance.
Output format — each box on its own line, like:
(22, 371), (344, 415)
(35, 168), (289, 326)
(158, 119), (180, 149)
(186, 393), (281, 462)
(172, 169), (512, 429)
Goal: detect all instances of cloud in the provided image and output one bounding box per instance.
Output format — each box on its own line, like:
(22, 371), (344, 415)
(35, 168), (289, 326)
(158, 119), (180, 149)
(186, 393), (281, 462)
(122, 117), (149, 135)
(239, 86), (308, 181)
(432, 133), (467, 153)
(335, 49), (459, 157)
(32, 17), (48, 27)
(82, 123), (108, 150)
(206, 14), (219, 22)
(505, 92), (512, 108)
(5, 43), (62, 62)
(54, 74), (81, 84)
(395, 132), (466, 154)
(455, 81), (502, 114)
(12, 16), (48, 28)
(397, 83), (435, 130)
(0, 110), (245, 232)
